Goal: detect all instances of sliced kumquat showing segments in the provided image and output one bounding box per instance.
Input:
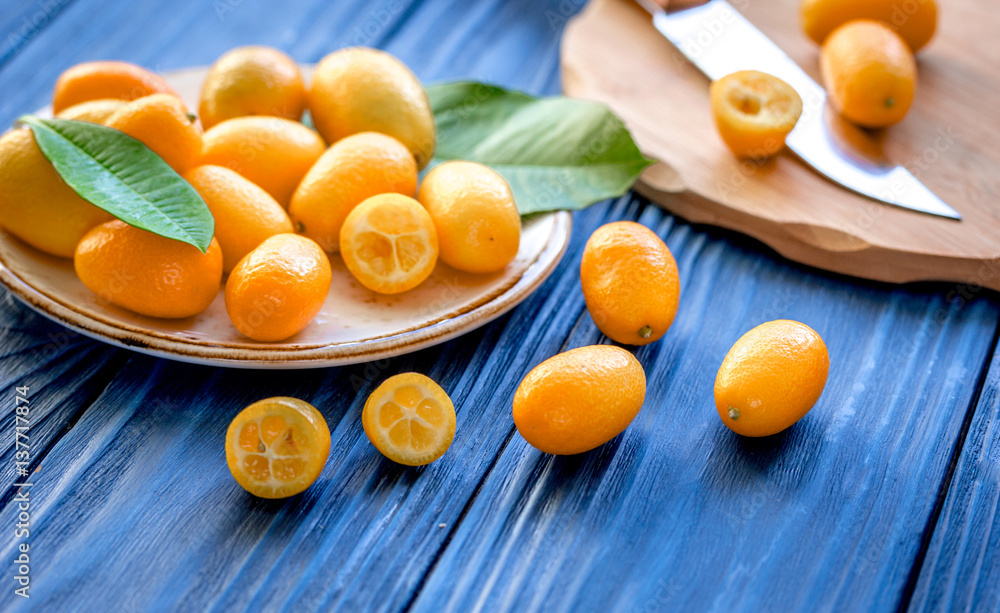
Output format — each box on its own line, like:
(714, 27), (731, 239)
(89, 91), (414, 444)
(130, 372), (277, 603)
(710, 70), (803, 159)
(225, 396), (331, 498)
(362, 373), (456, 466)
(340, 193), (438, 295)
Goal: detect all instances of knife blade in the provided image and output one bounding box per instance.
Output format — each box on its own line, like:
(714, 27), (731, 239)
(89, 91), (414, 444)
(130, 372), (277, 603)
(635, 0), (962, 220)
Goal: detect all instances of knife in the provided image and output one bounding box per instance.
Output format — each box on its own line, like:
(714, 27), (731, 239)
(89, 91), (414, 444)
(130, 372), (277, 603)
(635, 0), (962, 220)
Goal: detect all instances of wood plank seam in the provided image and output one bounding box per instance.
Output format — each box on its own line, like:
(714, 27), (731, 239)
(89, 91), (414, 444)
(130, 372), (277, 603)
(896, 319), (1000, 612)
(399, 425), (521, 613)
(398, 304), (601, 613)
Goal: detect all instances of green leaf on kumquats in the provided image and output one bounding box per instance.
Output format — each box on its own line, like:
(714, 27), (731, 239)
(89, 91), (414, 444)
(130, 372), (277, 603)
(18, 115), (214, 252)
(427, 82), (654, 216)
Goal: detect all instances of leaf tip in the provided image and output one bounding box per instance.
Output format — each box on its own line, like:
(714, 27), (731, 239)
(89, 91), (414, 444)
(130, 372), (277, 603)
(15, 114), (40, 129)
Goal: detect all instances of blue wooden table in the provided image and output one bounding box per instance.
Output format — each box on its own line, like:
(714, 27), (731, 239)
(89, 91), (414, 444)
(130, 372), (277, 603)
(2, 1), (999, 611)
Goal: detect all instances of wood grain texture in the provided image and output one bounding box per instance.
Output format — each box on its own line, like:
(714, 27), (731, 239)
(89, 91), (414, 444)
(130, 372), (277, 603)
(561, 0), (1000, 290)
(910, 340), (1000, 613)
(0, 0), (74, 66)
(0, 291), (122, 497)
(0, 0), (999, 611)
(409, 198), (1000, 613)
(0, 200), (622, 612)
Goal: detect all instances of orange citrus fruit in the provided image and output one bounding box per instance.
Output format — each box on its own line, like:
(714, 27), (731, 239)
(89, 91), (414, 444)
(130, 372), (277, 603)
(417, 161), (521, 274)
(183, 165), (294, 273)
(715, 320), (830, 437)
(226, 396), (331, 498)
(309, 47), (435, 169)
(74, 220), (222, 319)
(710, 70), (803, 159)
(201, 116), (325, 208)
(580, 221), (680, 346)
(289, 132), (417, 253)
(224, 233), (331, 342)
(801, 0), (937, 52)
(339, 193), (438, 295)
(55, 98), (128, 124)
(821, 20), (917, 128)
(0, 128), (112, 257)
(105, 93), (203, 174)
(362, 373), (456, 466)
(513, 345), (646, 455)
(198, 45), (307, 130)
(52, 60), (178, 114)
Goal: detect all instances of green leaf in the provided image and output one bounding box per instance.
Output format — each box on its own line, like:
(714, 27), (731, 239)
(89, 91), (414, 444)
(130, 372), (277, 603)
(18, 115), (214, 252)
(427, 81), (654, 216)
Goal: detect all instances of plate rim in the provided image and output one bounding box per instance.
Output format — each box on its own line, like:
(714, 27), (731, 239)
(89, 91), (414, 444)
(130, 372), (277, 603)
(0, 211), (571, 369)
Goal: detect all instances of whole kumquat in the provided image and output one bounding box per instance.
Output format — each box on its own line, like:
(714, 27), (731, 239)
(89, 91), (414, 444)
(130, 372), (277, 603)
(201, 116), (325, 208)
(0, 128), (112, 258)
(580, 221), (680, 346)
(184, 164), (294, 273)
(224, 233), (332, 342)
(309, 47), (435, 168)
(199, 45), (307, 130)
(513, 345), (646, 455)
(52, 60), (178, 114)
(417, 161), (521, 274)
(820, 20), (917, 128)
(74, 220), (223, 319)
(105, 93), (203, 174)
(801, 0), (937, 52)
(289, 132), (417, 253)
(715, 320), (830, 437)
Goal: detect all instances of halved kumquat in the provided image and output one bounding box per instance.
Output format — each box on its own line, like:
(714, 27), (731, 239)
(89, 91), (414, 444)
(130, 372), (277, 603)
(226, 396), (331, 498)
(362, 373), (456, 466)
(710, 70), (803, 159)
(339, 193), (438, 294)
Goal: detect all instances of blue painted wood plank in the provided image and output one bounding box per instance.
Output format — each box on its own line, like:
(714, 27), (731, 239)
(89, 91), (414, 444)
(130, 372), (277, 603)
(409, 198), (1000, 613)
(0, 291), (122, 497)
(0, 0), (570, 132)
(0, 199), (623, 612)
(0, 0), (74, 67)
(909, 340), (1000, 613)
(0, 0), (997, 610)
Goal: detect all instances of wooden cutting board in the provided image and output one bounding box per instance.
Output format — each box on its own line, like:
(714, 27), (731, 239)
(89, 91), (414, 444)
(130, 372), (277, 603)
(562, 0), (1000, 291)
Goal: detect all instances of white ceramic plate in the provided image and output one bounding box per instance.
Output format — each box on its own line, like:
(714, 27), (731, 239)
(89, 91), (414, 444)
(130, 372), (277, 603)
(0, 68), (571, 369)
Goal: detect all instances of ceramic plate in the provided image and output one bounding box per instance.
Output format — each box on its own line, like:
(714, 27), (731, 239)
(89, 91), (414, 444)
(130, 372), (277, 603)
(0, 68), (572, 369)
